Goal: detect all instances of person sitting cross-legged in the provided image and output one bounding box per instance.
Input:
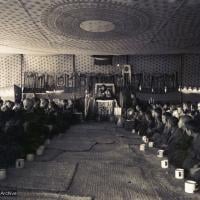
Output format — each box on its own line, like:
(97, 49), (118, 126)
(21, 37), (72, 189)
(137, 111), (155, 136)
(167, 115), (193, 168)
(182, 120), (200, 181)
(159, 116), (179, 150)
(146, 107), (163, 138)
(152, 112), (172, 147)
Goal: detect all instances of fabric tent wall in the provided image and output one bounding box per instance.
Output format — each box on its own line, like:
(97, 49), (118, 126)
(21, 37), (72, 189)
(75, 55), (126, 74)
(182, 55), (200, 87)
(22, 55), (74, 74)
(0, 54), (21, 87)
(0, 54), (199, 102)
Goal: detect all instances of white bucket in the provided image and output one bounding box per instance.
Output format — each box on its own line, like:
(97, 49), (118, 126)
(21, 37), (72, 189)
(26, 154), (35, 161)
(0, 169), (6, 180)
(36, 145), (45, 156)
(16, 159), (25, 169)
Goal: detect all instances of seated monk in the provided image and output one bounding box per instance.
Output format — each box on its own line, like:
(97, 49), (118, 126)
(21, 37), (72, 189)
(138, 111), (155, 136)
(33, 97), (44, 115)
(3, 114), (24, 166)
(167, 115), (193, 168)
(124, 107), (137, 131)
(134, 107), (146, 133)
(160, 116), (178, 149)
(22, 98), (47, 154)
(47, 101), (62, 136)
(13, 102), (23, 126)
(147, 107), (163, 138)
(153, 112), (172, 147)
(126, 107), (135, 120)
(182, 120), (200, 181)
(40, 98), (49, 113)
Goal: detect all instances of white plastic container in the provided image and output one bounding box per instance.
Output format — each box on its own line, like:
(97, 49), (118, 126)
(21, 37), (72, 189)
(0, 169), (6, 180)
(16, 159), (25, 169)
(36, 145), (45, 156)
(26, 154), (35, 161)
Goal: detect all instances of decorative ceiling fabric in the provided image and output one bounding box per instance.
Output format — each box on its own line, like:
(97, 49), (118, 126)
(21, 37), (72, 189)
(0, 0), (200, 54)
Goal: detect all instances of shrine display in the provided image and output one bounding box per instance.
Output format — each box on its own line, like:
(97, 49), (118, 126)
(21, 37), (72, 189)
(23, 72), (75, 93)
(131, 72), (178, 94)
(96, 99), (115, 120)
(95, 83), (115, 100)
(23, 68), (178, 94)
(94, 83), (118, 120)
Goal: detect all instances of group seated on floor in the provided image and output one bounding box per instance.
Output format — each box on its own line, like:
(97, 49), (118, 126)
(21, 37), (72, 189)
(124, 101), (200, 183)
(0, 97), (76, 169)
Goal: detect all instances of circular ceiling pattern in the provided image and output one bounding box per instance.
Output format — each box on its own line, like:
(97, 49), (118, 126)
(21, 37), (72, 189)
(80, 20), (115, 33)
(42, 1), (151, 41)
(1, 0), (200, 54)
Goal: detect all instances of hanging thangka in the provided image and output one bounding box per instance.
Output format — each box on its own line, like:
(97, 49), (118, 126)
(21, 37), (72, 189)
(46, 73), (55, 90)
(24, 72), (37, 91)
(36, 73), (46, 89)
(56, 73), (66, 88)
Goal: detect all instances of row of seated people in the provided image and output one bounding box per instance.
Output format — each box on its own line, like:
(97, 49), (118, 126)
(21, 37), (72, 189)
(127, 102), (200, 183)
(0, 97), (74, 169)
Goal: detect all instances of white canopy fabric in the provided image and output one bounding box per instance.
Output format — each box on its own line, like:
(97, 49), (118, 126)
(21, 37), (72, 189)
(0, 0), (199, 55)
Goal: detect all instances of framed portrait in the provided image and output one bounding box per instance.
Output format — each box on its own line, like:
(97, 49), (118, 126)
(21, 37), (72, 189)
(95, 83), (115, 95)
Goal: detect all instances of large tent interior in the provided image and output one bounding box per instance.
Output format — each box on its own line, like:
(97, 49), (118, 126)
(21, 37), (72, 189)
(0, 0), (200, 199)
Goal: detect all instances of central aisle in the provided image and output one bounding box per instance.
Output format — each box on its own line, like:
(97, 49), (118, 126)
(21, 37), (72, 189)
(0, 122), (199, 200)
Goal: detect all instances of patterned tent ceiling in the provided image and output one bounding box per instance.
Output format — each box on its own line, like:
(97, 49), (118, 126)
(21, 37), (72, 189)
(0, 0), (200, 55)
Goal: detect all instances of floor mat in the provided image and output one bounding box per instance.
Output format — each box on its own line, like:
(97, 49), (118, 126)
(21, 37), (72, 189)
(0, 162), (77, 192)
(0, 192), (92, 200)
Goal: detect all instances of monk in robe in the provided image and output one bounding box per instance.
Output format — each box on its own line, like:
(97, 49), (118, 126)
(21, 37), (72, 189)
(138, 111), (155, 136)
(46, 101), (61, 137)
(3, 100), (15, 124)
(147, 107), (163, 138)
(134, 106), (146, 133)
(154, 112), (172, 147)
(22, 98), (46, 154)
(122, 90), (138, 110)
(3, 110), (24, 166)
(62, 99), (72, 128)
(182, 120), (200, 181)
(0, 106), (19, 167)
(158, 116), (179, 151)
(0, 100), (6, 131)
(167, 115), (193, 168)
(40, 98), (49, 114)
(183, 102), (191, 114)
(33, 97), (43, 114)
(37, 98), (59, 139)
